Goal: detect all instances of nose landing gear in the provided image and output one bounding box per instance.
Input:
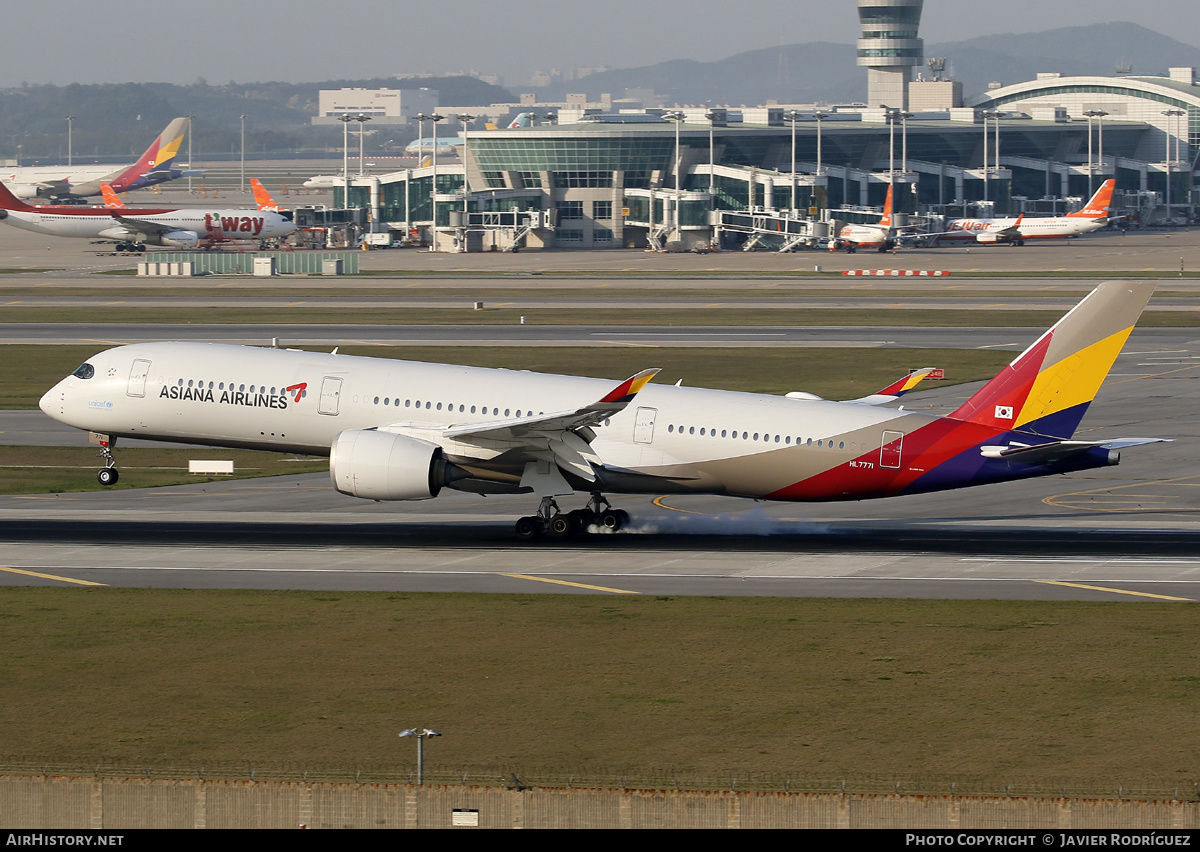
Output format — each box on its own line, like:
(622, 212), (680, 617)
(96, 442), (119, 486)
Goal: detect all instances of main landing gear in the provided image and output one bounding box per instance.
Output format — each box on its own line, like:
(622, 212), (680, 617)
(114, 242), (146, 253)
(514, 492), (631, 541)
(96, 444), (119, 486)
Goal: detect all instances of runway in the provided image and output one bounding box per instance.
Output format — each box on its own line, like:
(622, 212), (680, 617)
(1, 334), (1197, 601)
(7, 323), (1200, 350)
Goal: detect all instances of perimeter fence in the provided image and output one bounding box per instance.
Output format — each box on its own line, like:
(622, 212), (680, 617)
(2, 758), (1197, 803)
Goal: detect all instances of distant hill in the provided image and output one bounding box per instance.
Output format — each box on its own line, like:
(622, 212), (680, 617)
(0, 76), (514, 164)
(534, 22), (1200, 106)
(928, 22), (1200, 98)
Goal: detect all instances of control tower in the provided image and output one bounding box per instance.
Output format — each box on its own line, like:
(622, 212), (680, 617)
(857, 0), (925, 109)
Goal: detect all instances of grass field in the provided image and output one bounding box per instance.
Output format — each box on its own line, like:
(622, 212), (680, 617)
(0, 446), (326, 494)
(0, 589), (1195, 793)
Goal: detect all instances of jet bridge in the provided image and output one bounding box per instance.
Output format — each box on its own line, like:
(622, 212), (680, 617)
(445, 209), (555, 252)
(714, 209), (833, 252)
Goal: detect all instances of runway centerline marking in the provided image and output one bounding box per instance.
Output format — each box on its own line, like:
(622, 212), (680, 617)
(0, 566), (105, 586)
(1035, 580), (1193, 602)
(501, 573), (639, 594)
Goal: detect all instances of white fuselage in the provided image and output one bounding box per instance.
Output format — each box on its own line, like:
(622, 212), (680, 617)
(41, 343), (928, 500)
(939, 215), (1104, 241)
(0, 207), (295, 242)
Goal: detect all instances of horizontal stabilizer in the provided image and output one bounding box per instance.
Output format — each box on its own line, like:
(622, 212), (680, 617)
(980, 437), (1168, 465)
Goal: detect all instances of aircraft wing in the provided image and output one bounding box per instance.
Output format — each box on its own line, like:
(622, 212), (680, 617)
(443, 368), (661, 442)
(980, 438), (1169, 464)
(111, 215), (179, 236)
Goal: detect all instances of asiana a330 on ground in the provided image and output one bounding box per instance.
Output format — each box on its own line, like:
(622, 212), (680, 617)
(41, 282), (1162, 540)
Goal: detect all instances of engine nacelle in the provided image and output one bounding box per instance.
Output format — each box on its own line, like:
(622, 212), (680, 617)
(8, 184), (45, 200)
(150, 230), (200, 249)
(330, 429), (466, 501)
(975, 232), (1002, 244)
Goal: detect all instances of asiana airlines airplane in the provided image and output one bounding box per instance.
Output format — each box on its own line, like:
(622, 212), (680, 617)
(40, 282), (1162, 540)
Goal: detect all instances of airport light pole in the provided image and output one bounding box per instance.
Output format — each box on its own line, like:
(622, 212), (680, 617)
(398, 728), (441, 785)
(704, 109), (717, 194)
(664, 110), (685, 239)
(982, 109), (999, 203)
(338, 114), (354, 210)
(353, 113), (371, 175)
(901, 110), (911, 175)
(784, 110), (802, 215)
(428, 113), (444, 251)
(1163, 109), (1185, 221)
(885, 107), (900, 187)
(457, 113), (476, 252)
(64, 116), (74, 167)
(1083, 109), (1108, 195)
(185, 115), (195, 194)
(813, 110), (826, 176)
(239, 114), (248, 193)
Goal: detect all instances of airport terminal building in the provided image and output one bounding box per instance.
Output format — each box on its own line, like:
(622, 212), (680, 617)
(324, 0), (1199, 251)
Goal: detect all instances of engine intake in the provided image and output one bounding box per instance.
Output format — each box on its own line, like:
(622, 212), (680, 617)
(329, 429), (467, 501)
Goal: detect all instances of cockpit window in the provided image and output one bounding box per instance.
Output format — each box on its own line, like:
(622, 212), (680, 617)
(72, 363), (95, 379)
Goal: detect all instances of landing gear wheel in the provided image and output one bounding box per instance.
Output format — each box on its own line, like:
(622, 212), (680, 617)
(599, 509), (628, 532)
(515, 516), (543, 540)
(547, 513), (579, 539)
(97, 468), (119, 486)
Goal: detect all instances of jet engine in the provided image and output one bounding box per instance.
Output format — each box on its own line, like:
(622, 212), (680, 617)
(151, 230), (200, 249)
(329, 429), (468, 501)
(7, 184), (46, 200)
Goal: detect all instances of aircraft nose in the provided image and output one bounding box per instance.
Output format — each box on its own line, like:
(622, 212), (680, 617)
(39, 383), (59, 418)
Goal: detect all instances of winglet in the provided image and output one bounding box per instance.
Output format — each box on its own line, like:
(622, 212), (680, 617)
(846, 367), (937, 405)
(599, 368), (661, 405)
(874, 367), (936, 398)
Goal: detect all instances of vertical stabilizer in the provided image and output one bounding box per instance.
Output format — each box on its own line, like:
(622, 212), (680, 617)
(107, 117), (190, 192)
(1068, 179), (1115, 219)
(878, 184), (894, 227)
(949, 281), (1155, 438)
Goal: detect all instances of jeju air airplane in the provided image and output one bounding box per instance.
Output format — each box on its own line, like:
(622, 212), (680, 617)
(40, 282), (1163, 540)
(1, 117), (201, 202)
(932, 179), (1116, 245)
(0, 181), (294, 252)
(831, 184), (919, 253)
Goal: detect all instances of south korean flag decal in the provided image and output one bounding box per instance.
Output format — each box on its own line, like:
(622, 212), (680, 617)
(994, 405), (1014, 420)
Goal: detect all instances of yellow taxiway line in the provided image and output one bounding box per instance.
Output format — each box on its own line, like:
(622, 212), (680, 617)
(502, 573), (639, 594)
(0, 566), (106, 587)
(1036, 580), (1192, 602)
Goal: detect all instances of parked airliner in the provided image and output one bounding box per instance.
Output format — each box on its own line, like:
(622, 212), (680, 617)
(931, 180), (1116, 245)
(0, 182), (294, 251)
(831, 184), (919, 252)
(40, 282), (1160, 539)
(2, 118), (200, 201)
